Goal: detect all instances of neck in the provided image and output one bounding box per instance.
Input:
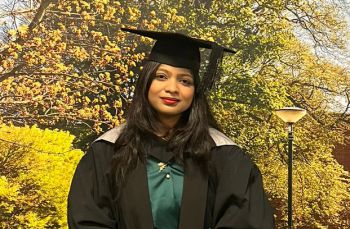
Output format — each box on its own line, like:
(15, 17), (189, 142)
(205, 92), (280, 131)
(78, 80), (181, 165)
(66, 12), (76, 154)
(156, 115), (180, 137)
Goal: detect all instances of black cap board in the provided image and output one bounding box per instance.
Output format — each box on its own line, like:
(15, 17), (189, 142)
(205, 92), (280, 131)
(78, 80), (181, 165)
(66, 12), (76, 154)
(121, 27), (236, 91)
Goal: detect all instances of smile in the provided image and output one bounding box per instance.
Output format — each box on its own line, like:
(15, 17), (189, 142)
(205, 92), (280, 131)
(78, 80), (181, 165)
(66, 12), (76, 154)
(161, 97), (180, 105)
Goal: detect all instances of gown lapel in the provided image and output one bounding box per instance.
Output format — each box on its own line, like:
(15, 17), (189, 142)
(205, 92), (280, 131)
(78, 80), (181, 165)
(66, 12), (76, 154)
(120, 134), (209, 229)
(119, 160), (154, 229)
(179, 158), (208, 229)
(148, 136), (209, 228)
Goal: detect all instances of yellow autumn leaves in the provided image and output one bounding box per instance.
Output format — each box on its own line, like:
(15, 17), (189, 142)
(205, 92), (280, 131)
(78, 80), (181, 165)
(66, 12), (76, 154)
(1, 0), (350, 227)
(0, 125), (83, 228)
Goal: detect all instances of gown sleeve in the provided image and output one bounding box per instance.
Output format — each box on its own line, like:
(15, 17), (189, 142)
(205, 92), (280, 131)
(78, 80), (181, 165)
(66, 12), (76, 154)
(67, 142), (117, 229)
(212, 146), (275, 229)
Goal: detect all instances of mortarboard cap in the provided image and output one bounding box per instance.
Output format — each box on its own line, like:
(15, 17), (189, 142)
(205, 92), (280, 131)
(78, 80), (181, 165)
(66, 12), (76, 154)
(121, 27), (236, 91)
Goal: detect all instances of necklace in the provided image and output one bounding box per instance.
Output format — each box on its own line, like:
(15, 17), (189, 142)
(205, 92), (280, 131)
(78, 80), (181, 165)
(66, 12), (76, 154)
(160, 132), (170, 141)
(158, 162), (167, 172)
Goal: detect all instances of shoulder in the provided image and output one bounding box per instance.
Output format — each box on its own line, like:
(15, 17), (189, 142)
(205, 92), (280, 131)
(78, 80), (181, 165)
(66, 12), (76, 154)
(211, 144), (251, 164)
(93, 123), (126, 144)
(208, 129), (253, 169)
(209, 128), (237, 147)
(80, 124), (126, 163)
(75, 136), (116, 175)
(211, 145), (257, 186)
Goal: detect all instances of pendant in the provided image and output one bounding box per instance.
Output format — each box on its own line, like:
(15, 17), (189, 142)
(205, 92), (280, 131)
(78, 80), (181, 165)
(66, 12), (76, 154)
(158, 162), (167, 172)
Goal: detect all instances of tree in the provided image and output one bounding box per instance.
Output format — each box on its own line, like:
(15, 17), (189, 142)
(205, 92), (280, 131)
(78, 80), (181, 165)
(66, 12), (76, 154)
(0, 0), (191, 148)
(1, 0), (350, 227)
(0, 125), (83, 228)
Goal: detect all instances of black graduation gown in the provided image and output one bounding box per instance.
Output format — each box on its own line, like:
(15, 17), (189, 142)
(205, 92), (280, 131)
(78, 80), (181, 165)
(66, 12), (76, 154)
(67, 126), (275, 229)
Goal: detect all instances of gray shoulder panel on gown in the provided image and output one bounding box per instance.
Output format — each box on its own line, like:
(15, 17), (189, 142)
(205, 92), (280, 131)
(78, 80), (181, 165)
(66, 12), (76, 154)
(94, 124), (125, 143)
(209, 128), (237, 146)
(94, 124), (236, 147)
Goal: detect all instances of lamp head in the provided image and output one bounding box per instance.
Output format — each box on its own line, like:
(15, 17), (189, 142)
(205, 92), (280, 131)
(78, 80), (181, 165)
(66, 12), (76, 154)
(276, 107), (307, 124)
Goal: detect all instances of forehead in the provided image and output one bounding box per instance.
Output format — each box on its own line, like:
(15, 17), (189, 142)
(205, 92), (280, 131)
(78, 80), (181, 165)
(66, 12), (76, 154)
(156, 64), (193, 76)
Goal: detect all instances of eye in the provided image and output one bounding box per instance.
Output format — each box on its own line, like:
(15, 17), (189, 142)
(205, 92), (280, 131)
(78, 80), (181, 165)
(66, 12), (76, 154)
(179, 78), (194, 86)
(155, 74), (167, 80)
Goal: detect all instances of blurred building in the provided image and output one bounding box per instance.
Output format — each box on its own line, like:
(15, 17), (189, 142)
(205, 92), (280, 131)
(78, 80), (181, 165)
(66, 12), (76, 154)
(333, 129), (350, 171)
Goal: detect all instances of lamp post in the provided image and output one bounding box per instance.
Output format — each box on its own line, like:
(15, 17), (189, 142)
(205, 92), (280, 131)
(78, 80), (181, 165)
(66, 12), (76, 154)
(275, 107), (306, 229)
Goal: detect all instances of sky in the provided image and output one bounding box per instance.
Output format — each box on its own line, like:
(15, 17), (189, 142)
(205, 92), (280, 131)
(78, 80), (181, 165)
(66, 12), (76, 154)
(0, 0), (35, 40)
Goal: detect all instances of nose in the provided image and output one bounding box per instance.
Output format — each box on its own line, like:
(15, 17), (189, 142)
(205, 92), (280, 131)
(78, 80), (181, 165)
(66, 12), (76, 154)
(164, 78), (178, 93)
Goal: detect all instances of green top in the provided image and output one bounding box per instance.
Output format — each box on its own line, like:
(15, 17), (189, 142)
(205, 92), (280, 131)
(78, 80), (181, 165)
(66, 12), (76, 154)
(146, 157), (184, 229)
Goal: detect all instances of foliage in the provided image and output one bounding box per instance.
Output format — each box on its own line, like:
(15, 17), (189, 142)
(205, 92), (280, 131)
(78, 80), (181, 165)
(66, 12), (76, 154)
(0, 125), (83, 228)
(0, 0), (190, 145)
(0, 0), (350, 227)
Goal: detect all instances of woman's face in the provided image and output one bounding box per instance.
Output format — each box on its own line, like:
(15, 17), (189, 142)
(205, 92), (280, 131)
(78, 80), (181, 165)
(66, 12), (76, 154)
(148, 64), (195, 123)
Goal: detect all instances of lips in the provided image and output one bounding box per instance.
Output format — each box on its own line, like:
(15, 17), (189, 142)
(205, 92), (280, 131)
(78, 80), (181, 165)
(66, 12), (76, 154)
(161, 97), (180, 105)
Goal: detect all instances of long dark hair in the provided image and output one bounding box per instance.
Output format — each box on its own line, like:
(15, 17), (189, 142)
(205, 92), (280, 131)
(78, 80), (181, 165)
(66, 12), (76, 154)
(111, 61), (218, 190)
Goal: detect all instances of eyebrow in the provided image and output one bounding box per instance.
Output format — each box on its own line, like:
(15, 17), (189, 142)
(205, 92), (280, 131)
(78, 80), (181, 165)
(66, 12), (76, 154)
(156, 68), (193, 77)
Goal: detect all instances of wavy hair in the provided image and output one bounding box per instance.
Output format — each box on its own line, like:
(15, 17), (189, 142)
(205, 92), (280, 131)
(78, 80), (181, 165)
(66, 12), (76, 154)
(111, 61), (218, 191)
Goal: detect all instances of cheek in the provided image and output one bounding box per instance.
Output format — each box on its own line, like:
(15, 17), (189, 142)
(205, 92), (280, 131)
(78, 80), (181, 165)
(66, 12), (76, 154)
(147, 90), (154, 106)
(147, 81), (157, 100)
(183, 88), (195, 103)
(147, 81), (164, 110)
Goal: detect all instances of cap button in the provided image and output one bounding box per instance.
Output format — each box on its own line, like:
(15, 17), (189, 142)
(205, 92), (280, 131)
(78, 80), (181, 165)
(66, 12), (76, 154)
(165, 173), (171, 179)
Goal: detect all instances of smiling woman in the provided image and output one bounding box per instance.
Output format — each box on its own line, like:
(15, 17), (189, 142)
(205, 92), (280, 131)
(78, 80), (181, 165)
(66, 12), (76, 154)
(67, 28), (275, 229)
(148, 64), (195, 134)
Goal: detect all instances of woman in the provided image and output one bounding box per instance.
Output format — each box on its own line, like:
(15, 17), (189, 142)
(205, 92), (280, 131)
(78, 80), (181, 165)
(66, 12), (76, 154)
(68, 28), (275, 229)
